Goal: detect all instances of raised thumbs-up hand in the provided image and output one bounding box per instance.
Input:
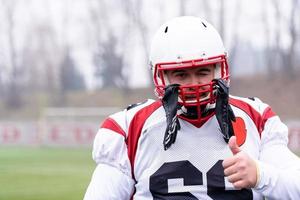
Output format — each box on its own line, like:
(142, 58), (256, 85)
(222, 136), (259, 189)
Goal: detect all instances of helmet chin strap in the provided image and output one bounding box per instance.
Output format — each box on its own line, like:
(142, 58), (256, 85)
(213, 78), (236, 143)
(162, 84), (181, 150)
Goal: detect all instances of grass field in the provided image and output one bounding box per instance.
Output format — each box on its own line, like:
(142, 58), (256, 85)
(0, 147), (299, 200)
(0, 147), (95, 200)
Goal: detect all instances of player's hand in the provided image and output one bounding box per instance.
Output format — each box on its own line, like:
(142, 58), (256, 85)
(222, 136), (258, 189)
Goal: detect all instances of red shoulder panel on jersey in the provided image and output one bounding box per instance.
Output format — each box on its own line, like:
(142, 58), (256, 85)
(229, 98), (276, 136)
(261, 106), (276, 132)
(127, 101), (162, 180)
(101, 117), (126, 137)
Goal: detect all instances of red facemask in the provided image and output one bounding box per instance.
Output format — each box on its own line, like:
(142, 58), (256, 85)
(153, 54), (229, 126)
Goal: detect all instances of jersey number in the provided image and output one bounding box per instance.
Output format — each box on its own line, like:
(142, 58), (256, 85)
(149, 160), (253, 200)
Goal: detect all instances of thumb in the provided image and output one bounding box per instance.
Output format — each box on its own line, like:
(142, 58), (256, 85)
(228, 136), (241, 155)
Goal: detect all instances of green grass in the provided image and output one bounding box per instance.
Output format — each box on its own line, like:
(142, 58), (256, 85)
(0, 147), (299, 200)
(0, 147), (95, 200)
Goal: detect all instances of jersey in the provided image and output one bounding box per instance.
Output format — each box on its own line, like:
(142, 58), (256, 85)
(84, 96), (300, 200)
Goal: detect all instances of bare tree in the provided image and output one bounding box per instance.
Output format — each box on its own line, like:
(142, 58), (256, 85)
(0, 58), (4, 98)
(94, 34), (126, 88)
(2, 0), (23, 108)
(22, 23), (62, 93)
(88, 0), (129, 89)
(283, 0), (300, 77)
(271, 0), (284, 72)
(267, 0), (300, 77)
(51, 0), (87, 104)
(125, 0), (153, 85)
(261, 0), (274, 76)
(227, 1), (242, 75)
(60, 49), (86, 92)
(219, 0), (225, 40)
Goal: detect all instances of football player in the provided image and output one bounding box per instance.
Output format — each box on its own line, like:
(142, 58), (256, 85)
(84, 16), (300, 200)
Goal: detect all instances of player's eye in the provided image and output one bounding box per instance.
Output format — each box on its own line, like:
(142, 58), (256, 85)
(173, 72), (187, 79)
(196, 68), (211, 76)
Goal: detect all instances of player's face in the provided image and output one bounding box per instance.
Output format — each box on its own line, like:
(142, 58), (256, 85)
(165, 64), (215, 86)
(165, 65), (215, 100)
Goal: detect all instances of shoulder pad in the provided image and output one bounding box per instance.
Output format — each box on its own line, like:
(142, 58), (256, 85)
(248, 97), (255, 101)
(126, 100), (148, 111)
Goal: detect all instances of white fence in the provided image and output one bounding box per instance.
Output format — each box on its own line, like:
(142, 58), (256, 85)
(0, 121), (99, 147)
(0, 107), (120, 147)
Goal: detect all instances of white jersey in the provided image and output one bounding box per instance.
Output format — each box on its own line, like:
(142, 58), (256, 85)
(84, 96), (300, 200)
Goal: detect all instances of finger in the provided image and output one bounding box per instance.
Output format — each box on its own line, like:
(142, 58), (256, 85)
(222, 157), (236, 168)
(224, 164), (237, 176)
(228, 136), (241, 155)
(226, 172), (241, 184)
(232, 180), (246, 190)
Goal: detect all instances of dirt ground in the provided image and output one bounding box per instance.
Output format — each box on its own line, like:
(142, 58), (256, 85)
(230, 74), (300, 121)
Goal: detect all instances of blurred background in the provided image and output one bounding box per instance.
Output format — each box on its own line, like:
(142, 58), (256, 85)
(0, 0), (300, 199)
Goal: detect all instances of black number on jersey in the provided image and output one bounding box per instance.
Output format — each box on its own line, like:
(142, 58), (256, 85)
(149, 160), (253, 200)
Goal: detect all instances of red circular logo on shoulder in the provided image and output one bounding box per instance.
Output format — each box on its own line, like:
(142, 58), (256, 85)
(232, 117), (247, 146)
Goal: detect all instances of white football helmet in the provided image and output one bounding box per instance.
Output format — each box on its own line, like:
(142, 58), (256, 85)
(149, 16), (229, 124)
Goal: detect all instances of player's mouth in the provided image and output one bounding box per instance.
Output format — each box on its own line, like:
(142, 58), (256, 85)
(183, 92), (209, 101)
